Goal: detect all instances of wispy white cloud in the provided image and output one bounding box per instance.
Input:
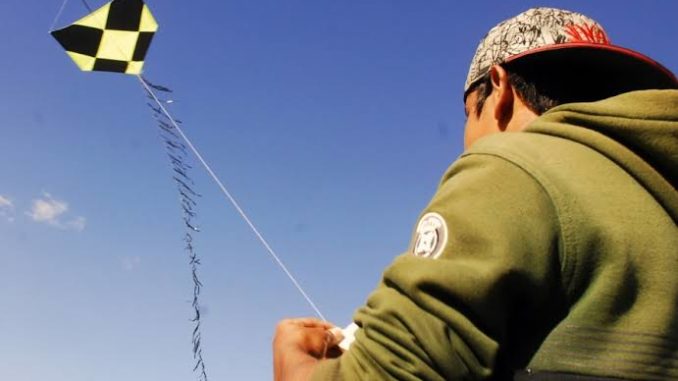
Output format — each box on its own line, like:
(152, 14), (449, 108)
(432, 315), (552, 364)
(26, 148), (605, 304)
(66, 216), (87, 232)
(27, 194), (67, 222)
(122, 256), (142, 271)
(0, 195), (12, 207)
(26, 193), (86, 231)
(0, 195), (15, 222)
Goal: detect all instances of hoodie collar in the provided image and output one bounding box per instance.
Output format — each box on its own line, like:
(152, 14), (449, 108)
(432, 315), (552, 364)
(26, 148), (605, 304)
(526, 89), (678, 222)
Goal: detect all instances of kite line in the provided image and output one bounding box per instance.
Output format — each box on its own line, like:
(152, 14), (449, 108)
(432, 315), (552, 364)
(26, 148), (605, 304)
(49, 0), (70, 31)
(50, 2), (327, 378)
(80, 0), (93, 12)
(138, 75), (327, 321)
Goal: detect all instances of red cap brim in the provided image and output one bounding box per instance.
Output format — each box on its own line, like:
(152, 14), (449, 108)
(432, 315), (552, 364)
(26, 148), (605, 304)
(505, 42), (678, 90)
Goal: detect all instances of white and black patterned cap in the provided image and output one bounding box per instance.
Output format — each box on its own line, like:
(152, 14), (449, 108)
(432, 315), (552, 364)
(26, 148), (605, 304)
(464, 7), (677, 97)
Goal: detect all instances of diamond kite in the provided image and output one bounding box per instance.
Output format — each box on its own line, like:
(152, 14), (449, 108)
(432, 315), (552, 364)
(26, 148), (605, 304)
(51, 0), (158, 75)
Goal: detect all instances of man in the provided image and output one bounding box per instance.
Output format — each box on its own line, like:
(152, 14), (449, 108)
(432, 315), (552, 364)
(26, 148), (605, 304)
(274, 7), (678, 380)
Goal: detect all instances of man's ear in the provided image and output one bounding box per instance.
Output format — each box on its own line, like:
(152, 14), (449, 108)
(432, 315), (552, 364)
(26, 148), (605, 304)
(489, 65), (513, 131)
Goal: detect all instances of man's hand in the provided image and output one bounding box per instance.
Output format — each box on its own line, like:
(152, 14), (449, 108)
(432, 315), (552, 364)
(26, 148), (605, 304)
(273, 318), (344, 381)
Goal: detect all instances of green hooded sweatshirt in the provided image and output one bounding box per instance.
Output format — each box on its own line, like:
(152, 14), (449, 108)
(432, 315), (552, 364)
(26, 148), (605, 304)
(312, 90), (678, 380)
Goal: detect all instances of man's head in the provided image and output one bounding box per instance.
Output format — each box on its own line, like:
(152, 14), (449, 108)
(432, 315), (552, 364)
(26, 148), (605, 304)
(462, 7), (678, 149)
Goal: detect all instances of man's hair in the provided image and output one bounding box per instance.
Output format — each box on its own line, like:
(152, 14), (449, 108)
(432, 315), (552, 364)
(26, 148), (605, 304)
(471, 67), (559, 117)
(470, 58), (656, 117)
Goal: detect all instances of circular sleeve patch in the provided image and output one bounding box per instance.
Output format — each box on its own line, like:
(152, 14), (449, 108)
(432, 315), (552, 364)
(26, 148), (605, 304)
(412, 212), (448, 259)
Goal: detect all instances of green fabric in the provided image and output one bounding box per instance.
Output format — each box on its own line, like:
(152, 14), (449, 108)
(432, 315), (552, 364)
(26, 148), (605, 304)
(312, 90), (678, 380)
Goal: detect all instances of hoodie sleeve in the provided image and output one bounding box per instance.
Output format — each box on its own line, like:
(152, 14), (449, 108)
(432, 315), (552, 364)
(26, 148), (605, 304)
(312, 152), (565, 380)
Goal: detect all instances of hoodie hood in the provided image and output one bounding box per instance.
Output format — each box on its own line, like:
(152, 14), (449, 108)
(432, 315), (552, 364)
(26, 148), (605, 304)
(526, 89), (678, 222)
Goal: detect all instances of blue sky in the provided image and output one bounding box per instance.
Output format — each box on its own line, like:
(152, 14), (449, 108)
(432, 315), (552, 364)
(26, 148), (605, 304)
(1, 1), (676, 380)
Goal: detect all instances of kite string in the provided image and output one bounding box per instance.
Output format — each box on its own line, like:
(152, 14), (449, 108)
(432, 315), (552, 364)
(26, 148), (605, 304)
(50, 0), (93, 32)
(49, 0), (70, 31)
(137, 75), (327, 322)
(80, 0), (93, 12)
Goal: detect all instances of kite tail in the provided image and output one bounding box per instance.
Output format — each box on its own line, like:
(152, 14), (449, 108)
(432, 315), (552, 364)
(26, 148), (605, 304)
(142, 76), (209, 381)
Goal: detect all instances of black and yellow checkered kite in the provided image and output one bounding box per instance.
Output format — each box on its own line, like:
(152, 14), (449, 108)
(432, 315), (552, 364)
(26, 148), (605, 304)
(50, 1), (214, 379)
(51, 0), (158, 75)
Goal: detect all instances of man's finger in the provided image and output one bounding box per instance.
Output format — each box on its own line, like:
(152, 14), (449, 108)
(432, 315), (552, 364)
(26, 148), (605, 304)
(327, 327), (344, 346)
(280, 317), (335, 329)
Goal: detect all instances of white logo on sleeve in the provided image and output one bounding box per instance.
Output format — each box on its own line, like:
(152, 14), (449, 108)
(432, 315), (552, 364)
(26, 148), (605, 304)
(412, 212), (448, 259)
